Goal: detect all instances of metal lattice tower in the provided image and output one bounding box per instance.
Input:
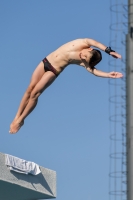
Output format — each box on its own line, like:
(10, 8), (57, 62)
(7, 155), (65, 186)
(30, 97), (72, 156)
(109, 0), (127, 200)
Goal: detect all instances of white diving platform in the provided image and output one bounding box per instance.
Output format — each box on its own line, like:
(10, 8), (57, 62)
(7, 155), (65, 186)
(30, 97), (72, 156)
(0, 152), (56, 200)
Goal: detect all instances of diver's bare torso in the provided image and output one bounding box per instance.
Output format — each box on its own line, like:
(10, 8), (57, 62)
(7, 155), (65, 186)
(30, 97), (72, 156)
(46, 39), (90, 72)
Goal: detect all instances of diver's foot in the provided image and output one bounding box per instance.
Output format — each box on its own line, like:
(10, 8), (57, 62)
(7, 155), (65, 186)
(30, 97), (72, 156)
(9, 120), (24, 134)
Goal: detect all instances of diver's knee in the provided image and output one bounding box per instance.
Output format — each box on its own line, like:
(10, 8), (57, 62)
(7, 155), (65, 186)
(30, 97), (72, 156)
(26, 84), (35, 95)
(30, 90), (41, 100)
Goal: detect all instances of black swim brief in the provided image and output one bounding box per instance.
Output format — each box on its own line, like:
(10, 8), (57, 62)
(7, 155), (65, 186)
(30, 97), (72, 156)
(42, 57), (59, 77)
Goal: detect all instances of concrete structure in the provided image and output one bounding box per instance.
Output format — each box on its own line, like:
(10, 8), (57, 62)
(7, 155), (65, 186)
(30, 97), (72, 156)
(0, 152), (56, 200)
(126, 0), (133, 200)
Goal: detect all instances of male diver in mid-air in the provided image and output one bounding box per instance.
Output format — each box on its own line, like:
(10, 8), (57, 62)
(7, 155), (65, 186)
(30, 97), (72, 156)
(9, 38), (123, 134)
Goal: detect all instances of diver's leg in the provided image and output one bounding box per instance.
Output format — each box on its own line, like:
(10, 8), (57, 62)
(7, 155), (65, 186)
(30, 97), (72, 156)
(14, 61), (45, 120)
(10, 71), (56, 133)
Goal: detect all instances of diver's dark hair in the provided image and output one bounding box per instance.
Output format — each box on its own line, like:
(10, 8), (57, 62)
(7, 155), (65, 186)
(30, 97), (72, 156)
(89, 49), (102, 69)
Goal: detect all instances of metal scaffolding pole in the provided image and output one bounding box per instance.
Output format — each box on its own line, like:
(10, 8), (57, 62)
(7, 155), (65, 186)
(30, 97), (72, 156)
(126, 0), (133, 200)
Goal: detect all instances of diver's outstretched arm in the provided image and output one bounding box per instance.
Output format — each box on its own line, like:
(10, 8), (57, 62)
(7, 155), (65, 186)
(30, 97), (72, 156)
(86, 67), (123, 78)
(85, 38), (122, 59)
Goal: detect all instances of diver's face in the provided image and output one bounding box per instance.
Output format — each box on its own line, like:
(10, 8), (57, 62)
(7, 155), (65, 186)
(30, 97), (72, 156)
(80, 48), (93, 62)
